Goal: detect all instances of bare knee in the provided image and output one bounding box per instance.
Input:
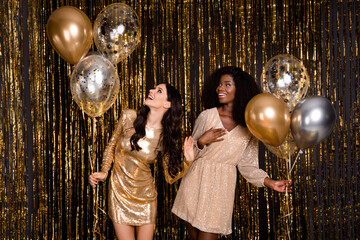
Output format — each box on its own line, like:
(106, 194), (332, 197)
(186, 222), (199, 240)
(113, 222), (135, 240)
(185, 222), (218, 240)
(136, 224), (154, 240)
(197, 231), (218, 240)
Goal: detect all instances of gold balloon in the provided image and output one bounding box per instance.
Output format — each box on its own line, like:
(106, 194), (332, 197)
(264, 133), (298, 159)
(245, 93), (290, 147)
(46, 6), (93, 65)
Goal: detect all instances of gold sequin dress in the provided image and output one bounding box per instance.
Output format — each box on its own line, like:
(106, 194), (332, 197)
(172, 108), (269, 235)
(101, 109), (191, 226)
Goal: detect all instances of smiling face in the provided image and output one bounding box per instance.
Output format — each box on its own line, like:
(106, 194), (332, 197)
(144, 83), (171, 110)
(216, 74), (236, 104)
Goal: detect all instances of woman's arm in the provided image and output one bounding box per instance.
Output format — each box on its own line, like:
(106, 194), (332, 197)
(237, 136), (269, 187)
(100, 113), (126, 176)
(89, 110), (130, 187)
(237, 136), (292, 191)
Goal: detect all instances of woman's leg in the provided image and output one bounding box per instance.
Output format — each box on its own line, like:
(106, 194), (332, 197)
(186, 221), (199, 240)
(186, 221), (218, 240)
(113, 222), (135, 240)
(197, 231), (218, 240)
(135, 224), (154, 240)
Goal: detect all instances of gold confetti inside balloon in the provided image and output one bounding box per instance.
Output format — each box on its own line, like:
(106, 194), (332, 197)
(261, 54), (309, 111)
(93, 3), (141, 64)
(70, 54), (120, 117)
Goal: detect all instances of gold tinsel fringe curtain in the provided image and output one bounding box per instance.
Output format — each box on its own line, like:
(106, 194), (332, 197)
(0, 0), (359, 239)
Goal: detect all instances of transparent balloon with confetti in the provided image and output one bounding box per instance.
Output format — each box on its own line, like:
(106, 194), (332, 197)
(93, 3), (141, 64)
(70, 54), (120, 118)
(261, 54), (309, 111)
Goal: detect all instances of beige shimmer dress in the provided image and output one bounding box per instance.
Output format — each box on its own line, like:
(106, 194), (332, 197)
(101, 109), (191, 226)
(172, 108), (269, 235)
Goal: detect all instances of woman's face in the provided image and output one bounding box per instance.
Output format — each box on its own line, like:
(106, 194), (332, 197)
(145, 84), (171, 109)
(216, 74), (236, 104)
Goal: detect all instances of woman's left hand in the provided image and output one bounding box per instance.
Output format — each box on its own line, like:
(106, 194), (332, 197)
(264, 178), (292, 192)
(183, 136), (194, 162)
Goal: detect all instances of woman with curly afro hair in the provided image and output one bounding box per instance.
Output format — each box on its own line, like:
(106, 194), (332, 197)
(172, 67), (291, 240)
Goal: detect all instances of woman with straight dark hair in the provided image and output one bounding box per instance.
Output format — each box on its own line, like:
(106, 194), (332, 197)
(172, 67), (291, 240)
(90, 83), (194, 240)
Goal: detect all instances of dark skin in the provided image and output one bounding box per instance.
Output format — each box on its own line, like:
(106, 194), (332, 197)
(187, 75), (291, 240)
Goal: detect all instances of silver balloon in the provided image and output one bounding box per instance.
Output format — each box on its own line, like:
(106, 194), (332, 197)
(94, 3), (141, 64)
(70, 54), (120, 118)
(261, 54), (310, 110)
(291, 96), (336, 149)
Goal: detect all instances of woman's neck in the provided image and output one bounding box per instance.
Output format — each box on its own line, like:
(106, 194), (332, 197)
(218, 103), (233, 116)
(146, 109), (165, 129)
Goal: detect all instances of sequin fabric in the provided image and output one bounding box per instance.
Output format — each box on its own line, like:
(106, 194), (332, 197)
(172, 108), (269, 235)
(101, 109), (191, 225)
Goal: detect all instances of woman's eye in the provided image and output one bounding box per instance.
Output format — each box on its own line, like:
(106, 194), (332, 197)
(226, 84), (231, 87)
(158, 90), (162, 93)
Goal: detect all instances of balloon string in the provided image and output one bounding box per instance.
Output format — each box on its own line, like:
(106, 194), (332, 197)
(90, 117), (96, 173)
(289, 150), (301, 174)
(89, 118), (106, 239)
(287, 151), (292, 240)
(277, 146), (296, 240)
(81, 114), (105, 239)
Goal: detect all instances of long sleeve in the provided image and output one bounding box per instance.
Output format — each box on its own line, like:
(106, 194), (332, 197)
(100, 111), (128, 176)
(192, 111), (209, 159)
(162, 154), (194, 184)
(237, 136), (269, 187)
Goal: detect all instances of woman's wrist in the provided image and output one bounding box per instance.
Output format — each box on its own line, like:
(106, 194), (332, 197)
(100, 171), (108, 179)
(264, 177), (274, 189)
(197, 139), (205, 149)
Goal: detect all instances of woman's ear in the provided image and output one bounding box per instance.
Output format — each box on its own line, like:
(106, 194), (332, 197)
(163, 101), (171, 109)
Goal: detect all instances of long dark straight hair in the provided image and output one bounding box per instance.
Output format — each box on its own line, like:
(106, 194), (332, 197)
(130, 83), (183, 177)
(202, 66), (261, 127)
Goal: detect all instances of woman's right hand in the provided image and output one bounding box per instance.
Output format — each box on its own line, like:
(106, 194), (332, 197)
(89, 172), (107, 188)
(197, 127), (227, 149)
(183, 136), (195, 162)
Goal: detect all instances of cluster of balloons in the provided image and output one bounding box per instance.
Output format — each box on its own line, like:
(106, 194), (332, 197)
(245, 54), (336, 158)
(46, 4), (141, 117)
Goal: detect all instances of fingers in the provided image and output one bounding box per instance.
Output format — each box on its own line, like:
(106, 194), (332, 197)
(272, 179), (293, 192)
(208, 128), (226, 142)
(283, 180), (292, 192)
(183, 136), (195, 162)
(184, 136), (194, 146)
(213, 138), (224, 142)
(212, 128), (227, 136)
(89, 175), (97, 188)
(89, 172), (106, 188)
